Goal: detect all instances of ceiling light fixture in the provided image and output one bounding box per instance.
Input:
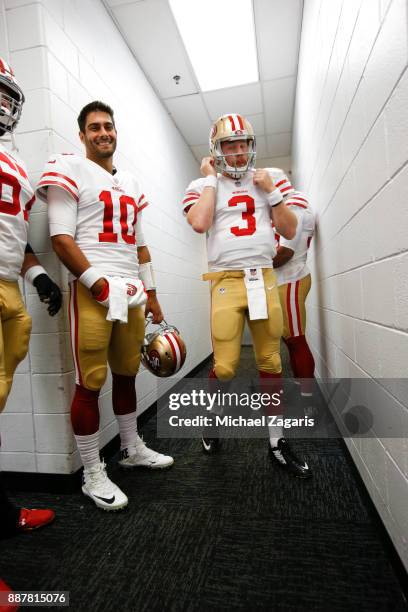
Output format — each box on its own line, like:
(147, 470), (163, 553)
(169, 0), (258, 92)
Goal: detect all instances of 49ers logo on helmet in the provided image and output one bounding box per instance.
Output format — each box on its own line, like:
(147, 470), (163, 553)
(146, 349), (161, 372)
(210, 124), (217, 138)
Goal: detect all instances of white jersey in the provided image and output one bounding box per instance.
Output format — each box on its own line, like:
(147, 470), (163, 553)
(273, 193), (315, 286)
(182, 168), (294, 271)
(36, 154), (148, 278)
(0, 143), (35, 281)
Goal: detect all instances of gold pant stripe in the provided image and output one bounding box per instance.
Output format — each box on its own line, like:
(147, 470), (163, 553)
(278, 274), (311, 339)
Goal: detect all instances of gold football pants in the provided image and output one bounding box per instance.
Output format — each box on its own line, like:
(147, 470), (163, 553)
(204, 269), (283, 381)
(0, 279), (32, 412)
(68, 281), (145, 391)
(278, 274), (311, 339)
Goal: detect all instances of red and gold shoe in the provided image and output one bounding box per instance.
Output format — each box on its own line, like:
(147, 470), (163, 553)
(17, 508), (55, 532)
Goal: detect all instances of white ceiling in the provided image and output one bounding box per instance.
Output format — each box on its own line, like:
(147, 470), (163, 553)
(104, 0), (304, 172)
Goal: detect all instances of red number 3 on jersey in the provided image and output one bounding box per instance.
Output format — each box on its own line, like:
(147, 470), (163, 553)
(229, 195), (256, 237)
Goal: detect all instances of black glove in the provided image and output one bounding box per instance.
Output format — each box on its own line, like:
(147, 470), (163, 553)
(33, 274), (62, 316)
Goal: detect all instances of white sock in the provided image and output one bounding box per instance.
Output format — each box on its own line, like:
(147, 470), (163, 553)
(116, 412), (138, 450)
(75, 431), (100, 470)
(268, 416), (283, 448)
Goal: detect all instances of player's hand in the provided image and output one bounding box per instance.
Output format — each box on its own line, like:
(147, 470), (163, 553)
(33, 274), (63, 316)
(200, 156), (217, 177)
(145, 292), (163, 324)
(90, 278), (108, 298)
(253, 168), (275, 193)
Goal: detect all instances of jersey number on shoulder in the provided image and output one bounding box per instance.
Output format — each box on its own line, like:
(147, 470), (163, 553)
(228, 195), (256, 236)
(98, 190), (138, 245)
(0, 170), (34, 220)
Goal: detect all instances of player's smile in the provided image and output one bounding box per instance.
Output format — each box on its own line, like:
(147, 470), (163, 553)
(96, 139), (114, 148)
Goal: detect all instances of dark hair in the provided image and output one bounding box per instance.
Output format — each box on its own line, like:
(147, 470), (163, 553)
(77, 101), (115, 132)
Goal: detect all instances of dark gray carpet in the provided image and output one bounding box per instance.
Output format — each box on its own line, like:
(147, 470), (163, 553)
(1, 347), (407, 612)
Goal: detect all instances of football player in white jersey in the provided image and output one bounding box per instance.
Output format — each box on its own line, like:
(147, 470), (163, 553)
(0, 57), (62, 537)
(183, 114), (311, 478)
(273, 195), (316, 410)
(37, 101), (173, 511)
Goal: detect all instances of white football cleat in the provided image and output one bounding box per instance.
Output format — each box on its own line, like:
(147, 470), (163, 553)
(119, 436), (174, 469)
(82, 461), (128, 511)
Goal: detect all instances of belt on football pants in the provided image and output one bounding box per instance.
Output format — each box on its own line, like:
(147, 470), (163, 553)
(202, 267), (270, 320)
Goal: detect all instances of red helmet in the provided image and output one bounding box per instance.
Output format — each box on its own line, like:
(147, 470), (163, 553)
(0, 57), (24, 134)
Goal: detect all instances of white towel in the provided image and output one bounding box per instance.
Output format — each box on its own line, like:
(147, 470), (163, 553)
(244, 268), (268, 320)
(124, 278), (148, 309)
(106, 277), (128, 323)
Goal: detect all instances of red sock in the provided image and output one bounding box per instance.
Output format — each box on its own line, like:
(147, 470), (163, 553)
(71, 385), (100, 435)
(259, 371), (284, 417)
(112, 373), (136, 416)
(284, 335), (315, 395)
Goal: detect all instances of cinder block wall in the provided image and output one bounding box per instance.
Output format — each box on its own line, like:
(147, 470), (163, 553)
(292, 0), (408, 569)
(0, 0), (211, 475)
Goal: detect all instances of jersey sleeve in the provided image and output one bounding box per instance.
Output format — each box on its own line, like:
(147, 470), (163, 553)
(284, 190), (310, 211)
(181, 178), (204, 215)
(137, 192), (149, 212)
(135, 209), (146, 247)
(47, 185), (77, 237)
(279, 193), (315, 250)
(266, 168), (295, 198)
(36, 154), (79, 203)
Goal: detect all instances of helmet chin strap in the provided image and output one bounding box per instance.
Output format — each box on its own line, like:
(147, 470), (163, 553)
(0, 131), (18, 151)
(224, 161), (249, 179)
(219, 153), (256, 179)
(10, 132), (18, 151)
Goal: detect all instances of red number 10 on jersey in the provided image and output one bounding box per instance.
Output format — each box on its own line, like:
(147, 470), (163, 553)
(98, 190), (138, 245)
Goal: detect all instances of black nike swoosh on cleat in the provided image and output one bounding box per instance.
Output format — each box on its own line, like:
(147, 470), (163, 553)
(94, 495), (115, 504)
